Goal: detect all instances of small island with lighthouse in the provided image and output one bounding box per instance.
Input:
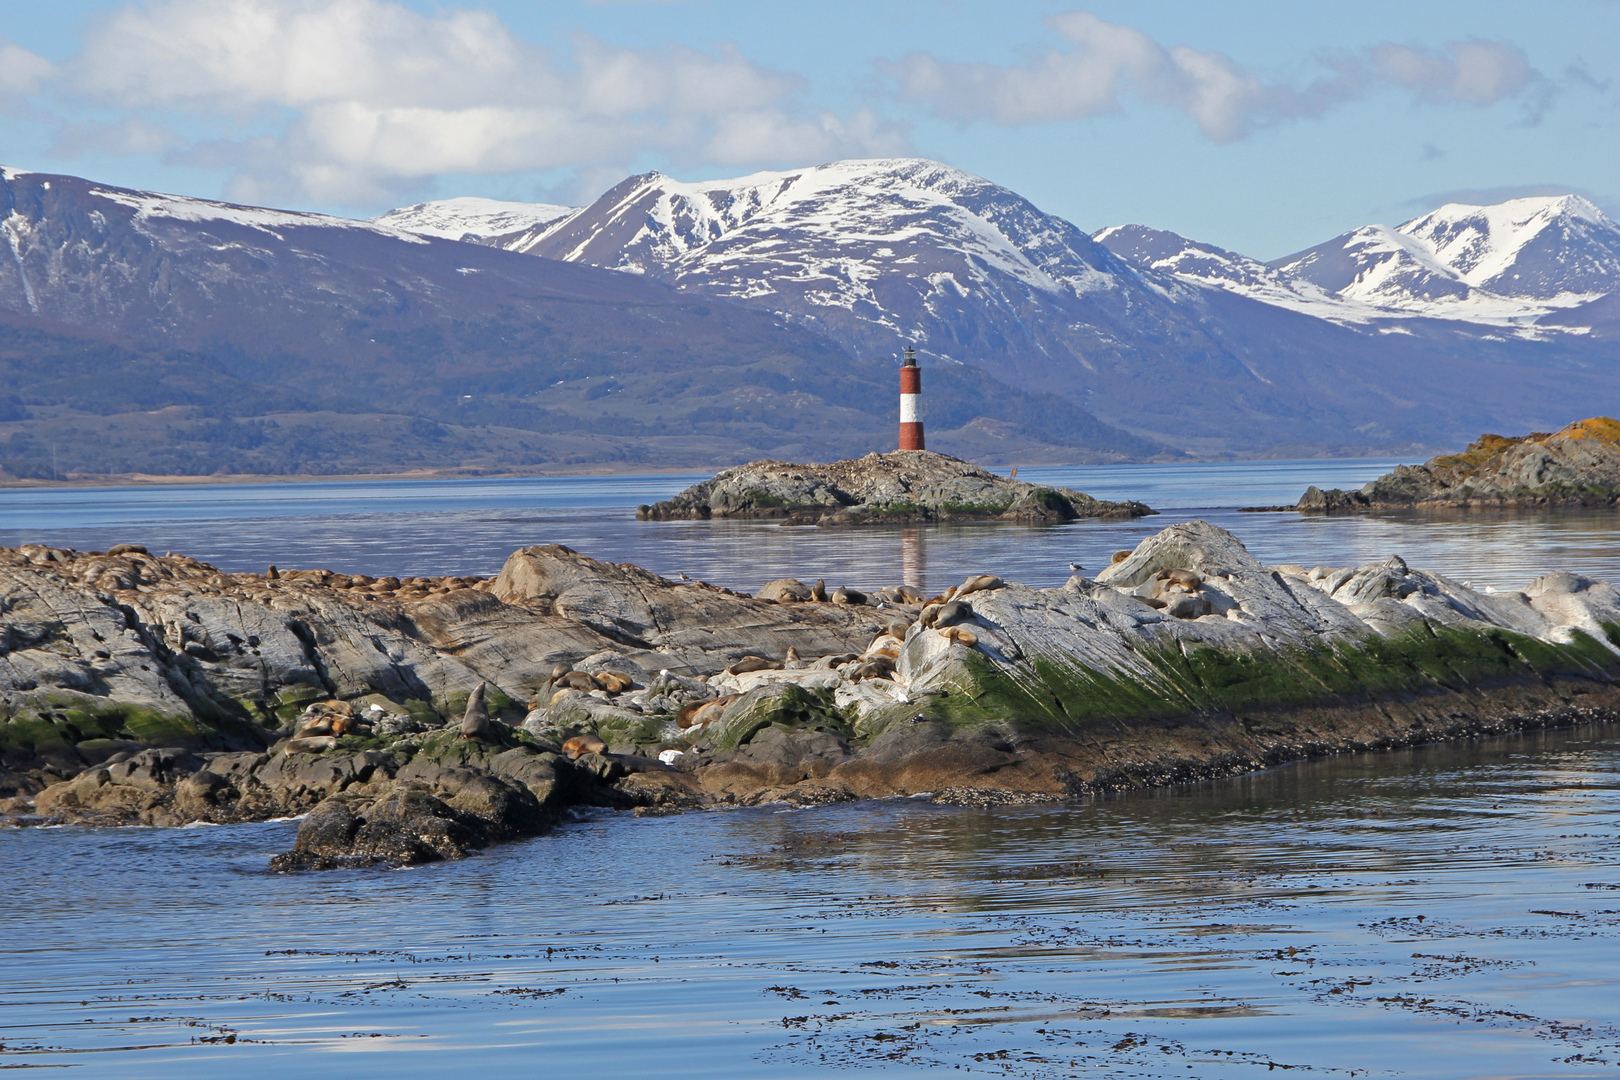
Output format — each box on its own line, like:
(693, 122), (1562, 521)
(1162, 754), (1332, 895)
(640, 347), (1154, 524)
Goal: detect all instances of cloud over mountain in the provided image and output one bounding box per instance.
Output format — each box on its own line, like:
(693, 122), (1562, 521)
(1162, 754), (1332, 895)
(888, 11), (1545, 141)
(47, 0), (908, 205)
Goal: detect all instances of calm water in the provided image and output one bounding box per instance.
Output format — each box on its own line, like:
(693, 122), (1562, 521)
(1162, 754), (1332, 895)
(2, 726), (1617, 1077)
(3, 459), (1620, 592)
(4, 461), (1620, 1078)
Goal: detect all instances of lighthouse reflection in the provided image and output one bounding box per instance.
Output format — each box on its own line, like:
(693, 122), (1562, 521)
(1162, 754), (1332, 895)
(900, 527), (923, 591)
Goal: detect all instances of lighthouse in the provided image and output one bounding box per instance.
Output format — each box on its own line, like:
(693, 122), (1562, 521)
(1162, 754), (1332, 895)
(898, 346), (924, 451)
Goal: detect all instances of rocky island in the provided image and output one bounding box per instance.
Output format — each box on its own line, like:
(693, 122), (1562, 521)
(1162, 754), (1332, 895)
(5, 522), (1620, 870)
(637, 449), (1154, 524)
(1299, 416), (1620, 511)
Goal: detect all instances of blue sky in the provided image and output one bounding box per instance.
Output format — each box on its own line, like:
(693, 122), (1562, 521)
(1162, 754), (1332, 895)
(1, 0), (1615, 258)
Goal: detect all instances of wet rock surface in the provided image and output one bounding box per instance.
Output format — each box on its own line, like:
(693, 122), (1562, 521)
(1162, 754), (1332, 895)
(8, 520), (1620, 869)
(1300, 416), (1620, 511)
(637, 449), (1154, 524)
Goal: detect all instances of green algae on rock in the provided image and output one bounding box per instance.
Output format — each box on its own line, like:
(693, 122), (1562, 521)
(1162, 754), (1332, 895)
(8, 521), (1620, 869)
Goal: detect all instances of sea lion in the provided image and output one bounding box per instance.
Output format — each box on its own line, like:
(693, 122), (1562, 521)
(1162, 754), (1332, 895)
(953, 574), (1005, 598)
(293, 716), (334, 738)
(266, 564), (279, 580)
(554, 671), (597, 692)
(932, 599), (972, 627)
(783, 646), (808, 670)
(592, 671), (633, 694)
(329, 715), (356, 736)
(811, 578), (827, 602)
(107, 543), (147, 556)
(814, 652), (859, 669)
(562, 733), (608, 759)
(726, 655), (780, 675)
(940, 626), (978, 647)
(755, 578), (813, 603)
(887, 617), (913, 641)
(831, 586), (867, 606)
(460, 682), (492, 742)
(1111, 550), (1132, 565)
(285, 735), (338, 753)
(545, 662), (572, 687)
(1154, 568), (1202, 592)
(849, 657), (895, 681)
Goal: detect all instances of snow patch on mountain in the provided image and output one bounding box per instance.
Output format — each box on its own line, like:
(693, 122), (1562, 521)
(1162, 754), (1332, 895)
(1101, 195), (1620, 333)
(88, 186), (430, 244)
(374, 197), (576, 242)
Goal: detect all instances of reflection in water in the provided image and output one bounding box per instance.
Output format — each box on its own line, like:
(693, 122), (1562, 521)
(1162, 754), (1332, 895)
(3, 461), (1620, 592)
(1, 725), (1617, 1077)
(900, 527), (922, 589)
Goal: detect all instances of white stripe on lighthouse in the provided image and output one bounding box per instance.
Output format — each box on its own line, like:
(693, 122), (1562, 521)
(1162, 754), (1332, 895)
(900, 394), (919, 423)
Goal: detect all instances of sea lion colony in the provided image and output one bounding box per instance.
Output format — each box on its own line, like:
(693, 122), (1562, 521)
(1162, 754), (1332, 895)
(6, 523), (1620, 871)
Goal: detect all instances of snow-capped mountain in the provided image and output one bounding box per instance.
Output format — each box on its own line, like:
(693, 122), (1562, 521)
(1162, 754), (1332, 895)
(1272, 195), (1620, 324)
(499, 158), (1194, 373)
(373, 196), (575, 243)
(0, 164), (1170, 472)
(1091, 224), (1371, 321)
(1097, 195), (1620, 331)
(391, 158), (1620, 451)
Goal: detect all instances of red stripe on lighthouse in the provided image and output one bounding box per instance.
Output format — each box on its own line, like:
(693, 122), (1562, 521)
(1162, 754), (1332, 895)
(899, 353), (924, 450)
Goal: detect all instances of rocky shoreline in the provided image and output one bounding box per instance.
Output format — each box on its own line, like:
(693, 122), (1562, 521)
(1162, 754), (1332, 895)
(1299, 417), (1620, 512)
(5, 522), (1620, 870)
(638, 450), (1153, 524)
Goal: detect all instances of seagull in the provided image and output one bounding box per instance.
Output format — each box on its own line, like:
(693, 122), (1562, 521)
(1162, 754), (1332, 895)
(677, 572), (693, 581)
(1069, 562), (1086, 572)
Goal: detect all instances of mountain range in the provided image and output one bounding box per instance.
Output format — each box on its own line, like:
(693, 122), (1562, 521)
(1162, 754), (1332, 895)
(3, 157), (1618, 480)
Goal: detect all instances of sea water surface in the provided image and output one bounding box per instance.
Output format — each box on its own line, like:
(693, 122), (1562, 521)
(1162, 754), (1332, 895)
(5, 458), (1620, 592)
(3, 460), (1620, 1078)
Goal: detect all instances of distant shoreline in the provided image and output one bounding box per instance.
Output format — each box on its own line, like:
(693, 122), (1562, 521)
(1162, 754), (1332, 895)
(0, 451), (1430, 492)
(0, 464), (717, 491)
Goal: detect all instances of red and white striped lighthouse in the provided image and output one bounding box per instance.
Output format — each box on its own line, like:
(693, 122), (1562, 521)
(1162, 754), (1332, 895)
(898, 346), (924, 451)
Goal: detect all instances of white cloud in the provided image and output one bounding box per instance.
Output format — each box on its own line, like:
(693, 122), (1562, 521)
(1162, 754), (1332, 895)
(0, 40), (54, 97)
(889, 11), (1548, 142)
(44, 0), (905, 206)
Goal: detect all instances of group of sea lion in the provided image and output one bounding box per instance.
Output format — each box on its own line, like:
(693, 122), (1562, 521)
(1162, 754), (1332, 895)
(1105, 550), (1212, 620)
(286, 699), (375, 751)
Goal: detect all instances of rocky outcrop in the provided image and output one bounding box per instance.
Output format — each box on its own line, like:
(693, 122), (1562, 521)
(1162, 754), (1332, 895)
(637, 450), (1154, 524)
(8, 522), (1620, 869)
(1299, 417), (1620, 511)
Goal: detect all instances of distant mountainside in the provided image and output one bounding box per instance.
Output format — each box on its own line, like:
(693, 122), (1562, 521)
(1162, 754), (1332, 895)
(0, 166), (1164, 480)
(5, 159), (1620, 481)
(1099, 194), (1620, 329)
(415, 159), (1620, 453)
(372, 196), (576, 242)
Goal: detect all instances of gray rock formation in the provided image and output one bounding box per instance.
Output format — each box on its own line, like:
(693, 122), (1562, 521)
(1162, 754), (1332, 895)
(7, 522), (1620, 869)
(1300, 417), (1620, 511)
(638, 450), (1153, 524)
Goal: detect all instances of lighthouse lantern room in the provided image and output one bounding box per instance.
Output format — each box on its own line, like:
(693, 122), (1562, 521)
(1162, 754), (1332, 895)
(898, 346), (924, 451)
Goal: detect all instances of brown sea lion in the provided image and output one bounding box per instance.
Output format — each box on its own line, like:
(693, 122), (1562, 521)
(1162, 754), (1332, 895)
(940, 626), (978, 646)
(887, 617), (913, 641)
(562, 733), (608, 759)
(954, 574), (1005, 598)
(460, 682), (492, 742)
(932, 599), (972, 627)
(1111, 550), (1132, 565)
(285, 735), (338, 753)
(553, 671), (597, 692)
(546, 662), (573, 687)
(592, 671), (633, 694)
(1155, 568), (1203, 592)
(783, 646), (808, 670)
(726, 656), (780, 676)
(831, 586), (867, 606)
(811, 578), (827, 602)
